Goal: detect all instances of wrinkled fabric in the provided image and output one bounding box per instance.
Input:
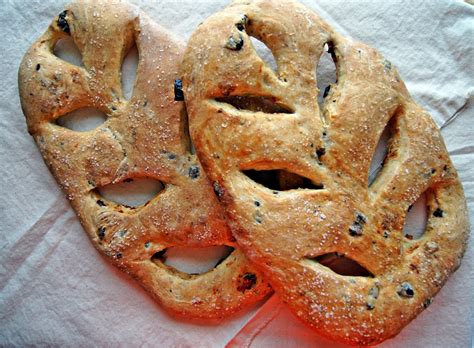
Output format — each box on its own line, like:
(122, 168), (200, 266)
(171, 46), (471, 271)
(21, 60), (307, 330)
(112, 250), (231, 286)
(1, 0), (472, 347)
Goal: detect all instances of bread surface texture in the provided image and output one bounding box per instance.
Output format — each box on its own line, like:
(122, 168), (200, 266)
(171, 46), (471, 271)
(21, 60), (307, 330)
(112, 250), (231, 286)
(19, 0), (270, 320)
(182, 0), (469, 344)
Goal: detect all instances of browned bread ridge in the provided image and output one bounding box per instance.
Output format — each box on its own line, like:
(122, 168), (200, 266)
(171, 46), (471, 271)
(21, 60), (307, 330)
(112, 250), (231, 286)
(182, 0), (469, 343)
(19, 0), (270, 320)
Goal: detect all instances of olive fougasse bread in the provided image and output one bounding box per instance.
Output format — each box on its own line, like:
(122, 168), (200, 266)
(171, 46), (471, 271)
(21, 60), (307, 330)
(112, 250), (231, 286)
(18, 0), (270, 320)
(182, 0), (469, 345)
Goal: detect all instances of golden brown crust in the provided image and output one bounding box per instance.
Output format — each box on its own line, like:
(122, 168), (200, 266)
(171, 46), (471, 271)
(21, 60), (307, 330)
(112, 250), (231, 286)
(19, 0), (270, 320)
(183, 0), (469, 343)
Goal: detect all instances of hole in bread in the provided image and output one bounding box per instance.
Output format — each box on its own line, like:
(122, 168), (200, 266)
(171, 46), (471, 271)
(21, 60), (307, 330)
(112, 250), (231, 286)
(243, 169), (324, 191)
(368, 108), (401, 187)
(55, 107), (107, 132)
(180, 105), (196, 154)
(403, 191), (428, 240)
(152, 246), (234, 275)
(96, 178), (164, 208)
(317, 42), (337, 107)
(121, 44), (138, 100)
(368, 120), (393, 186)
(250, 36), (277, 73)
(310, 253), (374, 277)
(215, 96), (293, 114)
(53, 36), (83, 66)
(189, 137), (196, 155)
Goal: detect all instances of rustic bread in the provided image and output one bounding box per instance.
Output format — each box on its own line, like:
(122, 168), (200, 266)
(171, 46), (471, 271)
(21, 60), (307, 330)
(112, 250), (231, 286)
(182, 0), (469, 343)
(19, 0), (270, 320)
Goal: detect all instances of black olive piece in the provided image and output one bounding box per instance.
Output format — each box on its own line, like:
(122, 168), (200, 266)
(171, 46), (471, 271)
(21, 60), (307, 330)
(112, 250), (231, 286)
(356, 212), (367, 224)
(366, 284), (380, 310)
(348, 224), (362, 236)
(174, 79), (184, 101)
(144, 241), (150, 248)
(433, 208), (444, 218)
(57, 10), (70, 34)
(316, 147), (326, 161)
(237, 273), (257, 292)
(188, 166), (200, 179)
(225, 33), (244, 51)
(213, 181), (224, 198)
(235, 14), (249, 31)
(397, 282), (414, 298)
(254, 200), (261, 207)
(323, 85), (331, 98)
(369, 284), (380, 298)
(116, 252), (123, 259)
(96, 199), (106, 207)
(97, 226), (106, 239)
(423, 298), (433, 308)
(243, 273), (256, 282)
(167, 153), (176, 160)
(36, 64), (41, 71)
(349, 213), (366, 236)
(235, 14), (248, 31)
(235, 37), (244, 50)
